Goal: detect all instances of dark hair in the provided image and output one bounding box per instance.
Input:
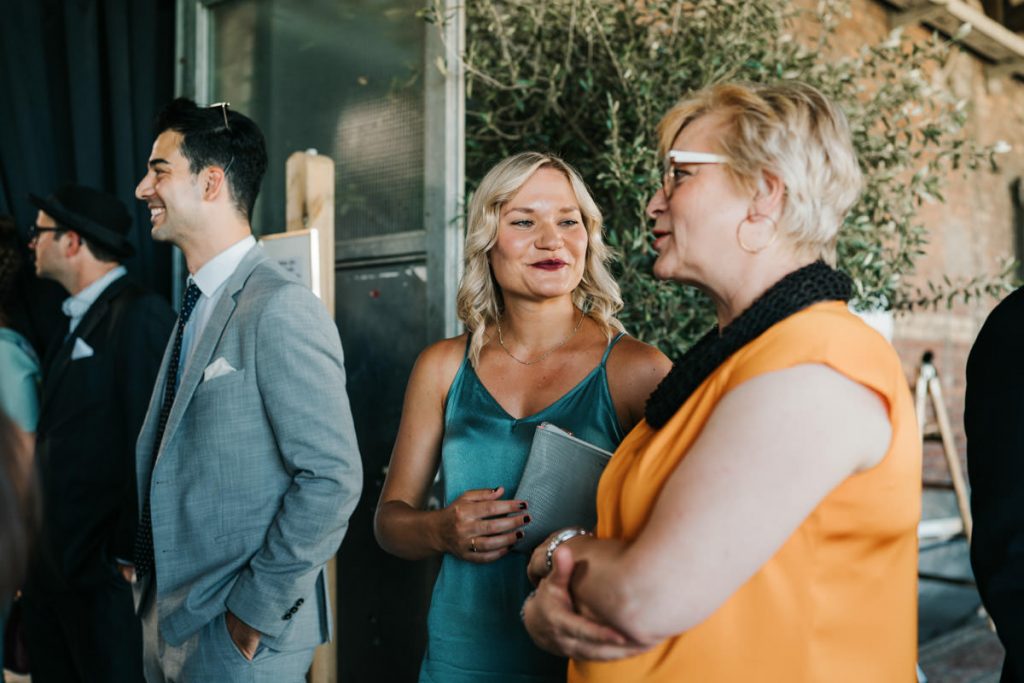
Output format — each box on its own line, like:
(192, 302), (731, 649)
(79, 237), (117, 263)
(0, 216), (24, 314)
(0, 410), (34, 598)
(154, 98), (268, 220)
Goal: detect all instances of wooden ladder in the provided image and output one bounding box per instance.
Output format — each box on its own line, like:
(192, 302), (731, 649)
(915, 351), (973, 565)
(913, 351), (994, 683)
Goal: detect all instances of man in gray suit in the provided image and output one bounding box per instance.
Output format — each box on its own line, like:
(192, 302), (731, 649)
(126, 98), (362, 681)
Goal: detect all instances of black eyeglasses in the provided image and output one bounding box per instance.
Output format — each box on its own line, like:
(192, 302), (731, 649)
(209, 102), (231, 132)
(27, 223), (62, 241)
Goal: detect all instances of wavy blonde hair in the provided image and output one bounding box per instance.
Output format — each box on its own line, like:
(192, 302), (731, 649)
(657, 81), (862, 265)
(457, 152), (624, 367)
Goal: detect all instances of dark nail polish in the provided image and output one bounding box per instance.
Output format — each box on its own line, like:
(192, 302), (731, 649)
(516, 530), (524, 539)
(519, 502), (527, 510)
(491, 486), (499, 492)
(524, 515), (532, 524)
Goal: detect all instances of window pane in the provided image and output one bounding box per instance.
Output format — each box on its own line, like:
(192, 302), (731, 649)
(210, 0), (425, 241)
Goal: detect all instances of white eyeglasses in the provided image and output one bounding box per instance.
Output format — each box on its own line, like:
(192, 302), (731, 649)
(662, 150), (728, 198)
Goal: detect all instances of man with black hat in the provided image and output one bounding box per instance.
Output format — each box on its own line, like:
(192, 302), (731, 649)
(20, 184), (175, 683)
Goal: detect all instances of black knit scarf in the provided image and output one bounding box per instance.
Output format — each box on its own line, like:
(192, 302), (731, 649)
(644, 261), (852, 429)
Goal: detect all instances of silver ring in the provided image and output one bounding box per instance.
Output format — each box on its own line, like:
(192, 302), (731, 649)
(470, 537), (477, 553)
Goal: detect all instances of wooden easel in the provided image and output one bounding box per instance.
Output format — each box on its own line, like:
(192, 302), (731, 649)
(284, 150), (338, 683)
(915, 350), (973, 545)
(286, 149), (336, 316)
(914, 352), (997, 648)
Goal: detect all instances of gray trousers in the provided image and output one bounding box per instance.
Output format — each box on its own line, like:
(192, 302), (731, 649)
(138, 577), (314, 683)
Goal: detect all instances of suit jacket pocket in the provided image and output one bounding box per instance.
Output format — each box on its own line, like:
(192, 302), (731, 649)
(194, 367), (246, 394)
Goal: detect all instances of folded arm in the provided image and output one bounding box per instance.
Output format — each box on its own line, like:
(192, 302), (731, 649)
(528, 364), (892, 650)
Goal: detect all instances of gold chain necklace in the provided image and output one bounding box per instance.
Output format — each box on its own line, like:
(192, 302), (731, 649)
(496, 310), (585, 366)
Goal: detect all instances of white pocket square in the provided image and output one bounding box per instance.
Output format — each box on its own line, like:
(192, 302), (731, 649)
(203, 357), (237, 382)
(71, 338), (94, 360)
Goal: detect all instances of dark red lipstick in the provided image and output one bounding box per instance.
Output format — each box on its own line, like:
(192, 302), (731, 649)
(531, 259), (567, 270)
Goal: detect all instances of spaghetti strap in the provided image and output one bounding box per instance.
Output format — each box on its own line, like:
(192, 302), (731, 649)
(600, 332), (627, 365)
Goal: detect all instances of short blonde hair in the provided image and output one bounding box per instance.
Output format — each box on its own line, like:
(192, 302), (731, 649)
(657, 81), (862, 265)
(456, 152), (624, 366)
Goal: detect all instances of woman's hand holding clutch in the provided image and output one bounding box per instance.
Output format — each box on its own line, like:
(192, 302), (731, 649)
(438, 485), (531, 563)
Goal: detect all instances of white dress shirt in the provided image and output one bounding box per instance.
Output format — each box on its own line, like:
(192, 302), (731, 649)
(179, 235), (257, 383)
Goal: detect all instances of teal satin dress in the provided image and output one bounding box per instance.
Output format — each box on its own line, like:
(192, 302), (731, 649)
(419, 334), (626, 683)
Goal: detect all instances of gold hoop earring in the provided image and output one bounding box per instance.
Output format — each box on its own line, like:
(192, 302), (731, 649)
(736, 213), (779, 254)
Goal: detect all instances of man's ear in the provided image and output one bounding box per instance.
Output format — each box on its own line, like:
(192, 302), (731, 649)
(752, 170), (786, 217)
(63, 230), (82, 257)
(202, 166), (228, 202)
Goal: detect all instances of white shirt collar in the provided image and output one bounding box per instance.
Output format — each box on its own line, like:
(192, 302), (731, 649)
(189, 235), (257, 298)
(61, 265), (127, 321)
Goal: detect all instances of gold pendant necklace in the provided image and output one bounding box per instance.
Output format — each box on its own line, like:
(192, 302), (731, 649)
(496, 310), (585, 366)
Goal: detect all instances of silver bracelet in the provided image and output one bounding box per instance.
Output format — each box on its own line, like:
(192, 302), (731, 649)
(544, 526), (591, 573)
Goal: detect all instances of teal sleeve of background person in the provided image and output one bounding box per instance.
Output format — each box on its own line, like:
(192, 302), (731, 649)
(0, 329), (41, 432)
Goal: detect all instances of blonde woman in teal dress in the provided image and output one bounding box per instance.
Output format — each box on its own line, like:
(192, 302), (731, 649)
(0, 216), (40, 682)
(375, 153), (671, 682)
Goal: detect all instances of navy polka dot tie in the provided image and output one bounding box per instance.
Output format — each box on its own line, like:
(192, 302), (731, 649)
(134, 282), (202, 578)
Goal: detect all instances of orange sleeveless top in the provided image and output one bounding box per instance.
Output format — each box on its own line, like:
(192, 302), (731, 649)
(570, 302), (920, 683)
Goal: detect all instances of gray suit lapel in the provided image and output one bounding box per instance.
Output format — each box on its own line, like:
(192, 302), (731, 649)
(156, 247), (267, 458)
(136, 329), (176, 503)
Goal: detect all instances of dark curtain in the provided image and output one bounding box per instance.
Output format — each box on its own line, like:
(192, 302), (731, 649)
(0, 0), (176, 356)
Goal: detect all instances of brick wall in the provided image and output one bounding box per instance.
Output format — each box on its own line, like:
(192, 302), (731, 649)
(827, 0), (1024, 482)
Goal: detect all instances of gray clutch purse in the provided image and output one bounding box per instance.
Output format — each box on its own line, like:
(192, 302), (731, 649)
(512, 422), (613, 552)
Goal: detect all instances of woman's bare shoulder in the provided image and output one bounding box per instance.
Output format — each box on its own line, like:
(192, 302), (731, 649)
(605, 335), (672, 430)
(411, 334), (470, 395)
(607, 335), (673, 377)
(419, 334), (469, 362)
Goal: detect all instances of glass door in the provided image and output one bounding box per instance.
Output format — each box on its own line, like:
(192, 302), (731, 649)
(177, 0), (463, 678)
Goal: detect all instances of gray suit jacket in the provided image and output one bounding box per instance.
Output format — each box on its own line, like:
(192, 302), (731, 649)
(135, 246), (362, 650)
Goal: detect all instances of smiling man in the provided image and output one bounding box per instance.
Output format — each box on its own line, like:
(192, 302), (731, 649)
(128, 98), (361, 682)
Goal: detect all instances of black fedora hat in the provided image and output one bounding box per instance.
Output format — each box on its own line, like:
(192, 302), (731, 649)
(29, 184), (134, 258)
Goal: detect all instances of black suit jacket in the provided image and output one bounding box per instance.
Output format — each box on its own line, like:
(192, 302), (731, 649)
(31, 274), (175, 592)
(966, 285), (1024, 682)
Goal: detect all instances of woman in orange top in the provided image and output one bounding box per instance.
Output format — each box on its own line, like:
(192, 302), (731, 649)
(522, 81), (921, 682)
